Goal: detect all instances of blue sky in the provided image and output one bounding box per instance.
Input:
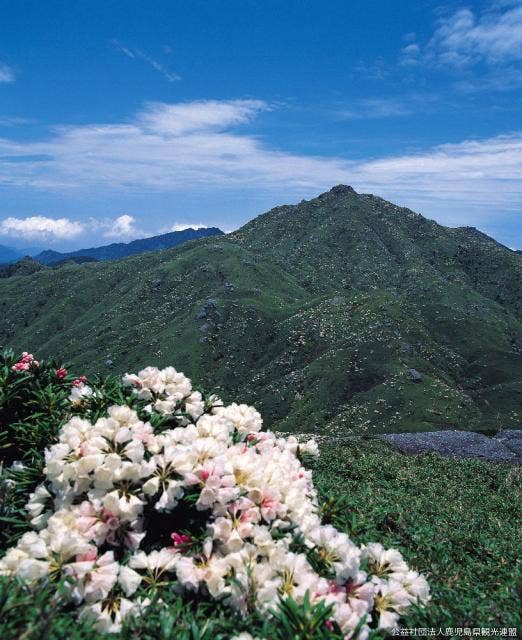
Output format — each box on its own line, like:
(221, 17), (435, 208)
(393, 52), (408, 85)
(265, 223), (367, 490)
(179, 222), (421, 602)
(1, 0), (522, 250)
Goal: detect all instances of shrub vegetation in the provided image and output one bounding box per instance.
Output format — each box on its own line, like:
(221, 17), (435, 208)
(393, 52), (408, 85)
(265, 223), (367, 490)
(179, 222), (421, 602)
(0, 349), (519, 639)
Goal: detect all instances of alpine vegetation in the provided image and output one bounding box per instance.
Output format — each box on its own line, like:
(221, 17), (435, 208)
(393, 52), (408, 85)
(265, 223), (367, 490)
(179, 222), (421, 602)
(0, 358), (429, 637)
(2, 187), (520, 436)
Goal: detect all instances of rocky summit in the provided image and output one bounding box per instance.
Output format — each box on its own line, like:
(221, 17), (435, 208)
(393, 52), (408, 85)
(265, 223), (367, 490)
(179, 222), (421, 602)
(0, 186), (520, 435)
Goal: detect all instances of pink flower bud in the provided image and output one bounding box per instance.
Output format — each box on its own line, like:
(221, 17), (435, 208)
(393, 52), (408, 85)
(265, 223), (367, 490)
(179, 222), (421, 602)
(12, 352), (39, 372)
(171, 532), (191, 548)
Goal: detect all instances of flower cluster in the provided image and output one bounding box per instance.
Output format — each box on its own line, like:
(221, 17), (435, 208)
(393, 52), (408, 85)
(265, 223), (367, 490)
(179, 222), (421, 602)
(11, 352), (39, 372)
(68, 376), (93, 405)
(0, 365), (429, 636)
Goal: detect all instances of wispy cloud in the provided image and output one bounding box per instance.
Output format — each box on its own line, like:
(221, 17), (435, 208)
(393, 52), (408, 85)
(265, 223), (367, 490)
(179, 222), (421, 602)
(139, 99), (267, 134)
(0, 62), (15, 83)
(400, 3), (522, 68)
(399, 43), (422, 67)
(349, 134), (522, 222)
(351, 57), (391, 81)
(428, 4), (522, 67)
(0, 99), (521, 228)
(336, 98), (413, 119)
(0, 116), (33, 126)
(395, 3), (522, 94)
(112, 39), (180, 82)
(0, 99), (351, 192)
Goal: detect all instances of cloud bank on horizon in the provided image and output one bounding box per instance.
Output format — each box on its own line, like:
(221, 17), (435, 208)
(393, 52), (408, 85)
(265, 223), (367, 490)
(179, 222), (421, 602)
(0, 214), (144, 242)
(1, 1), (522, 249)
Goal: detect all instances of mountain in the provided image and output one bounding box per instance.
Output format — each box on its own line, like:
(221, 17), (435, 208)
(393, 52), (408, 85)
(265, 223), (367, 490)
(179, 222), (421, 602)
(0, 186), (520, 435)
(0, 245), (46, 264)
(33, 227), (224, 265)
(0, 256), (99, 278)
(0, 256), (44, 279)
(0, 244), (24, 264)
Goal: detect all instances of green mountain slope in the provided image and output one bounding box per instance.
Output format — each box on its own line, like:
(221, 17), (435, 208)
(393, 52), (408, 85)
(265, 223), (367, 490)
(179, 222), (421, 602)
(1, 186), (520, 434)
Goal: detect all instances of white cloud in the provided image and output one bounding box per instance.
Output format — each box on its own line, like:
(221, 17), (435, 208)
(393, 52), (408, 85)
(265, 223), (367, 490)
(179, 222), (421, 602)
(0, 99), (351, 192)
(139, 99), (267, 135)
(112, 40), (180, 82)
(0, 63), (15, 83)
(101, 214), (141, 239)
(405, 4), (522, 68)
(170, 223), (207, 232)
(0, 99), (521, 228)
(348, 133), (522, 225)
(433, 5), (522, 66)
(0, 213), (145, 243)
(0, 216), (84, 240)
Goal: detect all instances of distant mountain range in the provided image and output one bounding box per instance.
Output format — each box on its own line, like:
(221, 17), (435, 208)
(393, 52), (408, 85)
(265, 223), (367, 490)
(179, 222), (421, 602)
(33, 227), (224, 265)
(0, 186), (520, 435)
(0, 244), (43, 264)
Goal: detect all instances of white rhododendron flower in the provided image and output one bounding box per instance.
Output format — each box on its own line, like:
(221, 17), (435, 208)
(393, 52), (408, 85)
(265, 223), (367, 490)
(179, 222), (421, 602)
(0, 365), (429, 635)
(68, 383), (94, 405)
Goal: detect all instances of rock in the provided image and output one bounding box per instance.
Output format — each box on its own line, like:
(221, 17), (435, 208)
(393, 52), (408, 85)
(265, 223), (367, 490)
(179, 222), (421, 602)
(195, 298), (219, 320)
(380, 430), (518, 463)
(409, 368), (422, 382)
(224, 281), (234, 292)
(493, 430), (522, 463)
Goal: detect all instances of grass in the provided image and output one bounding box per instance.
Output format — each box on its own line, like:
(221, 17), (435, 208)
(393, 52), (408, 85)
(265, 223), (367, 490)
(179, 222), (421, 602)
(1, 438), (520, 638)
(315, 439), (522, 629)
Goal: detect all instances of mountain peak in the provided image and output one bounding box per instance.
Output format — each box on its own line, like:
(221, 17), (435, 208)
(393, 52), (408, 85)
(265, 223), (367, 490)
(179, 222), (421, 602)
(328, 184), (357, 196)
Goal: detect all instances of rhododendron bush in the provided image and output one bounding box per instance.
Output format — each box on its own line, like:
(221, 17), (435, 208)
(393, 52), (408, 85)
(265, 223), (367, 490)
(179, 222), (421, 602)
(0, 355), (429, 638)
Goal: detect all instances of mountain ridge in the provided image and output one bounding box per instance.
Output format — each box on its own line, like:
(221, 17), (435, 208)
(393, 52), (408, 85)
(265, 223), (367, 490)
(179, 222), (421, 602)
(34, 227), (224, 265)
